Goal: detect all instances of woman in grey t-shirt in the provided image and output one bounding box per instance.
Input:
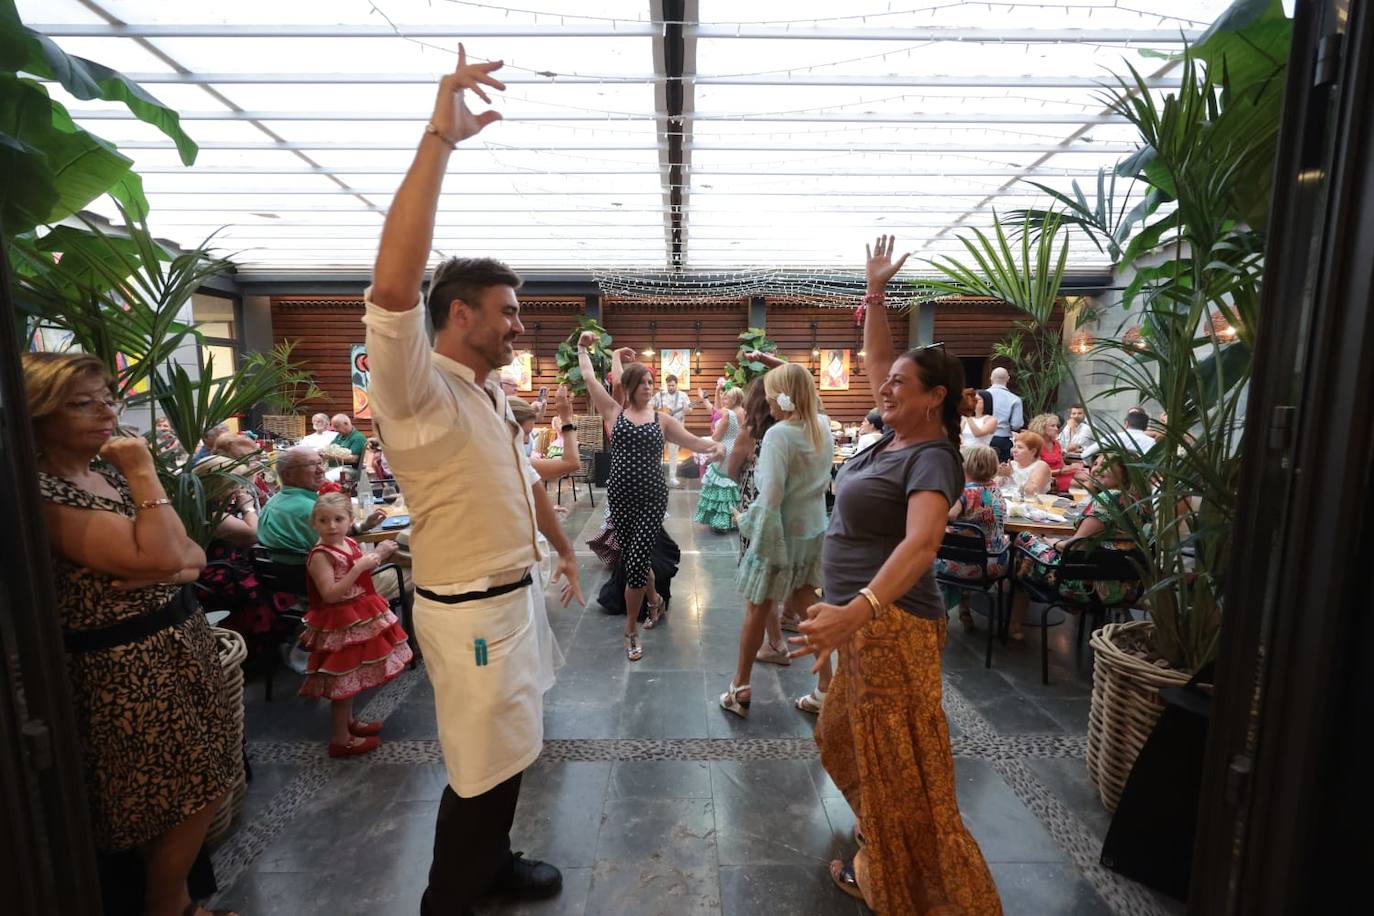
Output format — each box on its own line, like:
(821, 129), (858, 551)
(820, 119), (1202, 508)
(790, 236), (1001, 913)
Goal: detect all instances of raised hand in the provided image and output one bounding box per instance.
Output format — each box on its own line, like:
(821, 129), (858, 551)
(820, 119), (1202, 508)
(578, 330), (599, 349)
(554, 384), (574, 424)
(865, 234), (910, 290)
(432, 43), (507, 145)
(613, 346), (638, 361)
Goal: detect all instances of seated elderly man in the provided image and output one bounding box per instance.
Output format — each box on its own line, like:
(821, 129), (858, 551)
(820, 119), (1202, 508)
(329, 413), (368, 466)
(214, 433), (272, 503)
(258, 447), (407, 600)
(190, 422), (230, 464)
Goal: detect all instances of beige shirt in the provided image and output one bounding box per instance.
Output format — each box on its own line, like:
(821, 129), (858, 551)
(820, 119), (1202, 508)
(362, 291), (540, 591)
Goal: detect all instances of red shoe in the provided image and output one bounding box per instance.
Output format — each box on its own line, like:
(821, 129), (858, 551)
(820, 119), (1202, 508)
(328, 736), (380, 758)
(349, 719), (383, 737)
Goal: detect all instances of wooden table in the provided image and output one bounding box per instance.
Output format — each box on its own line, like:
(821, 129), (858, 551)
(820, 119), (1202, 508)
(355, 504), (411, 545)
(1003, 499), (1079, 537)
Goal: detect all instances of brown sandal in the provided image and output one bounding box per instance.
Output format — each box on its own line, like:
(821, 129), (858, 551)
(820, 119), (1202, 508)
(829, 859), (864, 901)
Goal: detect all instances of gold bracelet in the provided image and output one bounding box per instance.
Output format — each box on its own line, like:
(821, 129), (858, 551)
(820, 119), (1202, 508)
(135, 497), (172, 512)
(858, 587), (884, 620)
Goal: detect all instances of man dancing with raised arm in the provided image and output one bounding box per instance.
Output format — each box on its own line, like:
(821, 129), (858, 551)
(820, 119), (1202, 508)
(365, 45), (584, 916)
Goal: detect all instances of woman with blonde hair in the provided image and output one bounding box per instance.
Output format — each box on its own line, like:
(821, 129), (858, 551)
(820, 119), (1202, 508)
(25, 352), (238, 916)
(791, 236), (999, 912)
(1027, 413), (1073, 493)
(719, 362), (833, 716)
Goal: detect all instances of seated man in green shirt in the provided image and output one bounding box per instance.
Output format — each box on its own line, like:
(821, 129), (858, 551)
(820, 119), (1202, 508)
(331, 413), (369, 466)
(258, 447), (402, 598)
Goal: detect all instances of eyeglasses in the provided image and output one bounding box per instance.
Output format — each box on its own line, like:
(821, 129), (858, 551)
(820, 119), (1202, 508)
(65, 396), (123, 415)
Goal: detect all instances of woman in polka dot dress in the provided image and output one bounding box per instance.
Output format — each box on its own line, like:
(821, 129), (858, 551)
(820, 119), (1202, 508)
(578, 332), (725, 661)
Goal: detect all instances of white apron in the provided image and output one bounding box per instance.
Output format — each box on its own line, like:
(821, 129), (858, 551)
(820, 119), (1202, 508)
(414, 577), (559, 798)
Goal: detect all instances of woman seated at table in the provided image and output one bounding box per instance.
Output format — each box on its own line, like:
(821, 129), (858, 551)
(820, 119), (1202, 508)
(1027, 413), (1075, 493)
(935, 444), (1010, 632)
(193, 455), (297, 640)
(960, 389), (997, 447)
(996, 430), (1052, 496)
(1007, 454), (1141, 640)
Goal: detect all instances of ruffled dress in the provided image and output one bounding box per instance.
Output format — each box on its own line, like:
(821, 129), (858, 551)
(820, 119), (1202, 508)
(735, 417), (834, 604)
(693, 409), (741, 531)
(299, 538), (413, 701)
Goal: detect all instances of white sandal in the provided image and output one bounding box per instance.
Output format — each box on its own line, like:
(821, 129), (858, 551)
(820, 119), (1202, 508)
(755, 637), (792, 666)
(624, 630), (643, 662)
(719, 683), (751, 718)
(795, 689), (826, 714)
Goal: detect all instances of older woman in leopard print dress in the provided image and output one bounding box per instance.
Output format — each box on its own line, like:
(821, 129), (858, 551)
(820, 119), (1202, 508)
(26, 353), (238, 916)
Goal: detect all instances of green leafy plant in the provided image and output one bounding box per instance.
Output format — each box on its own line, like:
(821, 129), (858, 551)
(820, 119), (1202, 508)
(14, 204), (321, 547)
(912, 210), (1073, 416)
(555, 316), (613, 396)
(968, 0), (1287, 671)
(722, 327), (781, 388)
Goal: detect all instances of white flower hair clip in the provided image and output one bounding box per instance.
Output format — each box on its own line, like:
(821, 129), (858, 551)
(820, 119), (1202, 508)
(776, 392), (795, 412)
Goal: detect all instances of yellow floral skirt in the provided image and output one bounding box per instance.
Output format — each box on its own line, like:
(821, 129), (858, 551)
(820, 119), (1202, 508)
(817, 610), (1002, 915)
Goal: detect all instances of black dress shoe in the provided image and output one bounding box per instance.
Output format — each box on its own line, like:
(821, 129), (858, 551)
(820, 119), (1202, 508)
(491, 852), (562, 900)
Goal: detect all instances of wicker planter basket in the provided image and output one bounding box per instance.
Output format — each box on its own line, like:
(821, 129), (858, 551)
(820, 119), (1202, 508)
(1086, 620), (1193, 812)
(206, 626), (248, 847)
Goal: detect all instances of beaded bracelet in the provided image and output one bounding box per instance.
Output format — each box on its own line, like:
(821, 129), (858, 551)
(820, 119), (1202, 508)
(856, 291), (886, 324)
(424, 122), (458, 149)
(135, 497), (172, 512)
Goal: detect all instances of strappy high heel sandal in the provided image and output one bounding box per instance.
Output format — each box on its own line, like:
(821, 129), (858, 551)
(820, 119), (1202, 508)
(624, 630), (643, 662)
(719, 683), (751, 718)
(644, 593), (668, 629)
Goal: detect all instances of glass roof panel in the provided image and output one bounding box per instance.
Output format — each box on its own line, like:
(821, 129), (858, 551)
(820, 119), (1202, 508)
(16, 0), (1249, 273)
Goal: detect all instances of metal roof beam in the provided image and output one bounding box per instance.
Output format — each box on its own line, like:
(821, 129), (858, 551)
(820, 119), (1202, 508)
(31, 23), (1198, 42)
(68, 110), (1128, 124)
(115, 140), (1134, 153)
(105, 73), (1180, 89)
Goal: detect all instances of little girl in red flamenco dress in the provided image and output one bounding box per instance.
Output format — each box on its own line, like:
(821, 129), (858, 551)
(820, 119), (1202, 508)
(300, 492), (413, 757)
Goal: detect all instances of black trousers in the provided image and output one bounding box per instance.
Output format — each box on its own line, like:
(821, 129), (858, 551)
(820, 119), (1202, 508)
(420, 771), (523, 916)
(990, 435), (1014, 462)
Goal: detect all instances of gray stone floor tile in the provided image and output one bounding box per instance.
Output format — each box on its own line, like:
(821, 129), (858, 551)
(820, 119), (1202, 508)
(220, 870), (329, 916)
(619, 671), (709, 739)
(967, 694), (1066, 735)
(1022, 758), (1113, 839)
(608, 760), (712, 799)
(990, 862), (1111, 915)
(718, 864), (863, 916)
(714, 792), (840, 866)
(477, 866), (593, 915)
(955, 759), (1066, 864)
(710, 759), (820, 805)
(583, 859), (721, 916)
(512, 760), (614, 869)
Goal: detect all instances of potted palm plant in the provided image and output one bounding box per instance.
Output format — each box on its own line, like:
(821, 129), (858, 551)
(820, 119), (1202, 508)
(914, 0), (1289, 810)
(722, 327), (781, 389)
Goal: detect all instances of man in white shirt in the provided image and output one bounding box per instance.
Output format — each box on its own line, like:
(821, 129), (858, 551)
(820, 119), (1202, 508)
(986, 367), (1024, 462)
(651, 374), (691, 485)
(364, 46), (583, 915)
(1080, 407), (1158, 458)
(1059, 403), (1094, 454)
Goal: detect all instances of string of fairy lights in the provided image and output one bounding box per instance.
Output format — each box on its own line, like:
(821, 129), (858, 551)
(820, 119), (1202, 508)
(592, 268), (949, 307)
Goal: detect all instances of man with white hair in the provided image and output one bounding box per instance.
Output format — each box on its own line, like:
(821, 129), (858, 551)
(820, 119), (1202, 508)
(330, 413), (367, 467)
(986, 366), (1024, 462)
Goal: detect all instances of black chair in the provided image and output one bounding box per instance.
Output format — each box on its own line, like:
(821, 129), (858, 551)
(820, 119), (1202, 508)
(935, 522), (1011, 669)
(1013, 539), (1147, 685)
(248, 545), (309, 701)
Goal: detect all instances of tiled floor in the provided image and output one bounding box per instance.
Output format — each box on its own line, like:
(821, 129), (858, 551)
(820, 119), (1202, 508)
(208, 485), (1181, 915)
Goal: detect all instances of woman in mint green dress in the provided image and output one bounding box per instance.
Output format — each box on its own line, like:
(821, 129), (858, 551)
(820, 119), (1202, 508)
(693, 386), (745, 531)
(719, 363), (834, 717)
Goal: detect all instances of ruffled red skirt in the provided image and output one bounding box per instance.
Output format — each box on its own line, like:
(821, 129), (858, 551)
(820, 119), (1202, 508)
(298, 592), (412, 701)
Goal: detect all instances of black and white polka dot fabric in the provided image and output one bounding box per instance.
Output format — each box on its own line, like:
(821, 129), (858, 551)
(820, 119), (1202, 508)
(608, 412), (669, 589)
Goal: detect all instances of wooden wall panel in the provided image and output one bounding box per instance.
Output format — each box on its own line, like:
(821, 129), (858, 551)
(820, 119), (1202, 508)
(270, 296), (592, 434)
(932, 298), (1066, 390)
(601, 299), (749, 437)
(764, 299), (905, 427)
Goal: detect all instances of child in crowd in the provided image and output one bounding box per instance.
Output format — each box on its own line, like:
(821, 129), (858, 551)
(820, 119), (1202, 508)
(299, 492), (413, 757)
(936, 445), (1010, 632)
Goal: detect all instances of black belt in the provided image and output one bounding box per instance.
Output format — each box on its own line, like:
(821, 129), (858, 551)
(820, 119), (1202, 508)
(63, 585), (198, 654)
(416, 571), (532, 605)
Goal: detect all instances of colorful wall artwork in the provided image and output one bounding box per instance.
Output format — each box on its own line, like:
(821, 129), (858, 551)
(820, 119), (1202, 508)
(820, 348), (851, 391)
(659, 348), (691, 392)
(351, 344), (371, 419)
